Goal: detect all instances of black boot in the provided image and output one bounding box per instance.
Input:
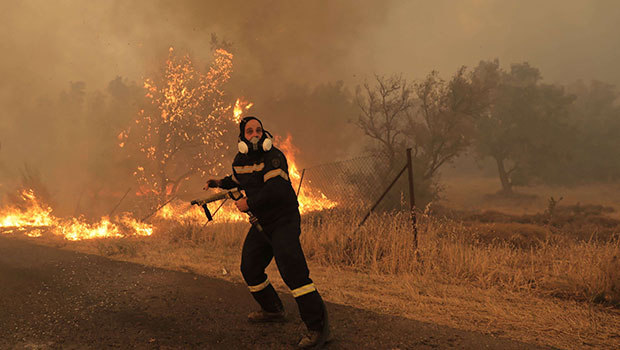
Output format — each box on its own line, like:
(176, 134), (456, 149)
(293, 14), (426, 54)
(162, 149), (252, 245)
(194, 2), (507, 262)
(297, 302), (331, 349)
(247, 308), (286, 323)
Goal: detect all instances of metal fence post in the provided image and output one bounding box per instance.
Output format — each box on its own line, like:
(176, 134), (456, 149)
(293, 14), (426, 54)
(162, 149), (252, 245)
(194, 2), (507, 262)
(296, 169), (306, 197)
(406, 148), (418, 248)
(354, 164), (408, 232)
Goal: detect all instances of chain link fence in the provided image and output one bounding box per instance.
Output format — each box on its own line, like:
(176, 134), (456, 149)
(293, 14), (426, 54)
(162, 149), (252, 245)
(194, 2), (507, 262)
(296, 154), (413, 222)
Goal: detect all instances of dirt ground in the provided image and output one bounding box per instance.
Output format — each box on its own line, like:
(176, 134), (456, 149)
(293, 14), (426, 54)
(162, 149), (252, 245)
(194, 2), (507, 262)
(0, 236), (555, 350)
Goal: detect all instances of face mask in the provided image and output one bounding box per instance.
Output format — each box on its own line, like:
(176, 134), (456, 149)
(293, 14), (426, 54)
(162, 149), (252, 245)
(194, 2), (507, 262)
(249, 136), (260, 151)
(238, 133), (273, 154)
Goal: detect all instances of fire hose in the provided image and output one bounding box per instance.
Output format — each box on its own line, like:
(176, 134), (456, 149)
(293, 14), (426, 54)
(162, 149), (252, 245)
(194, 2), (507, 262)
(190, 188), (263, 232)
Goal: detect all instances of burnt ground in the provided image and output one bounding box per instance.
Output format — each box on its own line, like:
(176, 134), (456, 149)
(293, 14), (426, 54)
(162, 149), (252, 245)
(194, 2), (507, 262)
(0, 236), (556, 350)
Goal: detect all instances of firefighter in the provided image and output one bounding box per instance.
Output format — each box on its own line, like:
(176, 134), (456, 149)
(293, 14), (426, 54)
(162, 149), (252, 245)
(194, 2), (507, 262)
(204, 116), (331, 349)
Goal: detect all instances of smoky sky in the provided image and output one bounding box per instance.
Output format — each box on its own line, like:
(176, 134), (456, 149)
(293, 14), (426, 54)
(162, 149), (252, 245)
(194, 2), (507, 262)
(3, 0), (619, 96)
(0, 0), (389, 96)
(364, 1), (620, 85)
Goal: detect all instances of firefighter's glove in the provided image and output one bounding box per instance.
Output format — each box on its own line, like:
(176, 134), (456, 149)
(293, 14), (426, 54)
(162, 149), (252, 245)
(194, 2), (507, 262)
(203, 179), (221, 190)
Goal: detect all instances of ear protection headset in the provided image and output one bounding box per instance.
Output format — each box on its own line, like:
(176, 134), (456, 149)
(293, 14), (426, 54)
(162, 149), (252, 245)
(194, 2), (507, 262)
(238, 116), (273, 154)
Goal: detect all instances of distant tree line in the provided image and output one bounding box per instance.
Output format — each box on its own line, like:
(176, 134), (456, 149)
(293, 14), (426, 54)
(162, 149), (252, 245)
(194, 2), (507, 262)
(355, 59), (620, 203)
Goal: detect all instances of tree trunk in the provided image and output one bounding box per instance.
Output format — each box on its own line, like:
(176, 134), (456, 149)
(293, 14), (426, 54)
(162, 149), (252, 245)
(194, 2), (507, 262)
(494, 156), (513, 194)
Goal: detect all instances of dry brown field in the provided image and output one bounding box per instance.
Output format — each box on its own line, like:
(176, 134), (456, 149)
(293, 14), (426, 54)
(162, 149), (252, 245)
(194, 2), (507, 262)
(19, 176), (620, 350)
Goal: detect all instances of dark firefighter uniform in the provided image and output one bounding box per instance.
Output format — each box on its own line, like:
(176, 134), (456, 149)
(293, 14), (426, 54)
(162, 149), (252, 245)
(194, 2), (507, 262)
(214, 121), (327, 334)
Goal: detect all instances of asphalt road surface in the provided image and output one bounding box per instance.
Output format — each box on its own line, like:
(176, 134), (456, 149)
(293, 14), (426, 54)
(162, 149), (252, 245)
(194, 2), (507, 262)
(0, 236), (554, 349)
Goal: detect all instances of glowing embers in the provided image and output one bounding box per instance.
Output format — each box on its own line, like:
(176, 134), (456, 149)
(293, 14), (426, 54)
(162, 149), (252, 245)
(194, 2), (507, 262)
(0, 189), (153, 241)
(123, 46), (252, 201)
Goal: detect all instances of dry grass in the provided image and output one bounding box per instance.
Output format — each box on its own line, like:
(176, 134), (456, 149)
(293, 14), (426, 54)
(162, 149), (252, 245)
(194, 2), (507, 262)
(39, 205), (619, 350)
(300, 210), (620, 307)
(442, 175), (620, 220)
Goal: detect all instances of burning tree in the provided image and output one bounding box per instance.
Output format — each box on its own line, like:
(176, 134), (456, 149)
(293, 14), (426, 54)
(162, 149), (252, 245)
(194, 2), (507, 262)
(121, 47), (236, 204)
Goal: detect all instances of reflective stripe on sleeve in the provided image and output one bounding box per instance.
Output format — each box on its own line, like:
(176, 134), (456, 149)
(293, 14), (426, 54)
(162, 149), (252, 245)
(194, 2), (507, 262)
(248, 278), (270, 293)
(234, 163), (265, 174)
(291, 283), (316, 298)
(264, 169), (289, 182)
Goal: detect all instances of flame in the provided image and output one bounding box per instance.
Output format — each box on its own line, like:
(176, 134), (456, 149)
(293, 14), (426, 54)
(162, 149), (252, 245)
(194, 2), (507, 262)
(276, 134), (337, 213)
(0, 189), (153, 241)
(59, 217), (122, 241)
(233, 98), (254, 123)
(157, 199), (246, 222)
(1, 51), (337, 244)
(0, 136), (337, 242)
(120, 214), (154, 237)
(0, 189), (56, 228)
(151, 134), (339, 224)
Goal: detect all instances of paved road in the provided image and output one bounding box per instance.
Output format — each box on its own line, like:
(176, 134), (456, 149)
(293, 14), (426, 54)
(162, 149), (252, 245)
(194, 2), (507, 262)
(0, 236), (553, 349)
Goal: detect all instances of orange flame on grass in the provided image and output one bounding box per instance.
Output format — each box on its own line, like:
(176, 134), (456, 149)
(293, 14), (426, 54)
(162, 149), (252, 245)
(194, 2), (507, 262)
(1, 51), (339, 242)
(157, 200), (246, 222)
(0, 190), (56, 228)
(276, 134), (337, 213)
(0, 189), (55, 238)
(152, 136), (338, 223)
(0, 189), (153, 241)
